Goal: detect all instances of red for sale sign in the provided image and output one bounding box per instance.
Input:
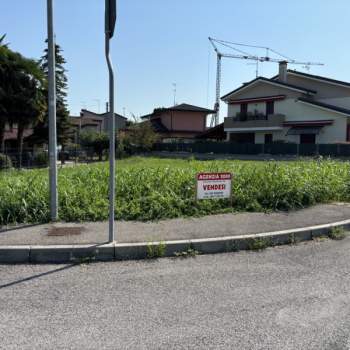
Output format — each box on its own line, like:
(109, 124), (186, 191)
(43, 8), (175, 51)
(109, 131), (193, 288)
(196, 172), (232, 200)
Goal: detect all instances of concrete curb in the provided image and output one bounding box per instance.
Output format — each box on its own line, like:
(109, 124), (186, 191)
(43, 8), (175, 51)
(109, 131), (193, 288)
(0, 219), (349, 264)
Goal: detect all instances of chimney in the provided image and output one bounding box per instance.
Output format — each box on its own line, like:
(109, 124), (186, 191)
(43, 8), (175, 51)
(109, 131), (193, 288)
(278, 61), (288, 82)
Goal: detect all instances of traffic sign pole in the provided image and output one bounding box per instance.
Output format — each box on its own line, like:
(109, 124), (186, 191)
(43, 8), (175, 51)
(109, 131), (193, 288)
(105, 0), (117, 242)
(47, 0), (58, 221)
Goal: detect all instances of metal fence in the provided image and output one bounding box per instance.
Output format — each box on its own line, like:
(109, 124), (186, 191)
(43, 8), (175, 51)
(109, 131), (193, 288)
(0, 147), (103, 170)
(153, 142), (350, 157)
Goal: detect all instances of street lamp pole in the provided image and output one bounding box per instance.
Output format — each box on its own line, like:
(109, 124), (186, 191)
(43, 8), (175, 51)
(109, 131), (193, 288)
(105, 0), (117, 242)
(47, 0), (58, 221)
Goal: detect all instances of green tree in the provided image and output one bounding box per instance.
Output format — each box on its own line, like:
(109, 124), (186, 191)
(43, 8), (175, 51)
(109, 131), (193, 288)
(0, 36), (45, 165)
(80, 130), (109, 161)
(32, 42), (72, 155)
(0, 34), (10, 151)
(118, 121), (159, 155)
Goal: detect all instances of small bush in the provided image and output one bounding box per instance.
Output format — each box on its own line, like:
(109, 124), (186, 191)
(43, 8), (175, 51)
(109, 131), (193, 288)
(80, 131), (109, 161)
(0, 153), (12, 170)
(329, 227), (347, 240)
(118, 122), (159, 154)
(33, 152), (49, 167)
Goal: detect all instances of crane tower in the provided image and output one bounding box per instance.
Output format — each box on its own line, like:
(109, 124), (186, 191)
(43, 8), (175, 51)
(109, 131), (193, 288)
(208, 37), (324, 127)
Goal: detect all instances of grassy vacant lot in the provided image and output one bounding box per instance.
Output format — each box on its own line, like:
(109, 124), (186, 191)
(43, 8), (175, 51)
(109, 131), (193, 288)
(0, 157), (350, 226)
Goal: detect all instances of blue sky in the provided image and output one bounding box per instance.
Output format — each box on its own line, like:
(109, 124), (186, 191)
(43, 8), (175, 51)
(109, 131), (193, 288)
(2, 0), (350, 122)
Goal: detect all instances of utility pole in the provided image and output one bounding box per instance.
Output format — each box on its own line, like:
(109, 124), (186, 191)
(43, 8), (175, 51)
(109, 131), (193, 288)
(105, 0), (117, 243)
(47, 0), (58, 221)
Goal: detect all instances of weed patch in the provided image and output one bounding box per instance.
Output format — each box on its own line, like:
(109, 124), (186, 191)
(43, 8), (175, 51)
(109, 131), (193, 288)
(1, 157), (350, 225)
(247, 237), (271, 251)
(147, 241), (166, 259)
(329, 227), (347, 240)
(174, 244), (199, 258)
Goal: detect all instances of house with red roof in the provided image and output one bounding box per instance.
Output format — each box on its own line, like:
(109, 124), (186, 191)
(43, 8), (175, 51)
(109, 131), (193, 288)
(140, 103), (215, 141)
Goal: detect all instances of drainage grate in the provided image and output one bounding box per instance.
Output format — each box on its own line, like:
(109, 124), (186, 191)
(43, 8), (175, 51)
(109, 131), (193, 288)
(48, 227), (83, 236)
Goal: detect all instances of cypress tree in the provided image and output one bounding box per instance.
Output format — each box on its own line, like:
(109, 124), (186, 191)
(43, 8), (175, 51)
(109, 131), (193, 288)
(33, 41), (72, 151)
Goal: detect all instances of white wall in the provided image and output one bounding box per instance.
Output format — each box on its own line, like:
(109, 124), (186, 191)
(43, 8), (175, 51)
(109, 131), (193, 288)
(275, 98), (348, 143)
(255, 132), (266, 144)
(226, 98), (348, 144)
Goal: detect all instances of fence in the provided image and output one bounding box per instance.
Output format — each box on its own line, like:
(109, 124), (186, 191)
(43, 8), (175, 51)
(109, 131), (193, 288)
(153, 142), (350, 157)
(0, 147), (101, 170)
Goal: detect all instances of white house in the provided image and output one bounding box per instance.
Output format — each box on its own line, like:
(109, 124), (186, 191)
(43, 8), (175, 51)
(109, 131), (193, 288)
(222, 63), (350, 144)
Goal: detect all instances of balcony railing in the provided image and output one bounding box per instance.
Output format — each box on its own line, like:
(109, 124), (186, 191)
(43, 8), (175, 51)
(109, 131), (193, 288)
(233, 112), (268, 122)
(224, 113), (285, 129)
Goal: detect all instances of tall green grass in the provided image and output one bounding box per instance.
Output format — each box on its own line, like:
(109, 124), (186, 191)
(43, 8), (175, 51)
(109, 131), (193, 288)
(0, 157), (350, 225)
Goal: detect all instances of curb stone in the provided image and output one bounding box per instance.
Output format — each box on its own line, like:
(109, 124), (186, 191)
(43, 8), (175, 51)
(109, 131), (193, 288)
(0, 219), (349, 264)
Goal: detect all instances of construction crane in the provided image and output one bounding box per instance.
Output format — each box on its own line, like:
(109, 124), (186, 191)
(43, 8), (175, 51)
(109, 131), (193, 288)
(208, 37), (324, 127)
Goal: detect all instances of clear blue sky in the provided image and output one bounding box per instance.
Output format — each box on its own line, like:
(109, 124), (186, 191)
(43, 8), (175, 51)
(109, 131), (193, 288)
(2, 0), (350, 122)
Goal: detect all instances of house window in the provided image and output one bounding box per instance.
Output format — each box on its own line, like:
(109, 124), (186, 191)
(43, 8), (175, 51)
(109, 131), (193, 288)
(266, 101), (274, 116)
(240, 103), (248, 114)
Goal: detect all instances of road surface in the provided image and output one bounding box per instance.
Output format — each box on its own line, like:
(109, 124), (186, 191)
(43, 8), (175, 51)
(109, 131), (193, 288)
(1, 237), (350, 349)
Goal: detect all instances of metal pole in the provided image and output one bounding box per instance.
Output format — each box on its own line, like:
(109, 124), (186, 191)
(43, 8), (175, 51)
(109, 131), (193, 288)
(105, 31), (115, 242)
(47, 0), (58, 221)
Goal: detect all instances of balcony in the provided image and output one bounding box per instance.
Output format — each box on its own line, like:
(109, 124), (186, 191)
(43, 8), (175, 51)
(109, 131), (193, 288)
(224, 112), (285, 131)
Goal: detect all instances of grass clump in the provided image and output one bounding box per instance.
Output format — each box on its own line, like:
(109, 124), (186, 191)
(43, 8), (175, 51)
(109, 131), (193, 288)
(174, 244), (199, 258)
(329, 227), (347, 240)
(147, 241), (166, 259)
(247, 237), (271, 251)
(1, 157), (350, 226)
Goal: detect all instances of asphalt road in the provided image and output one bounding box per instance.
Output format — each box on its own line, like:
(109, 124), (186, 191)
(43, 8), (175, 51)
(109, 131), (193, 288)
(1, 238), (350, 350)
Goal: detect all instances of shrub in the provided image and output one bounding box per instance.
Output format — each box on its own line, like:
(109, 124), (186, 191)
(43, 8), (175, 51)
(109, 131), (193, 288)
(329, 227), (347, 240)
(33, 152), (49, 167)
(80, 131), (109, 161)
(0, 153), (12, 170)
(119, 122), (159, 154)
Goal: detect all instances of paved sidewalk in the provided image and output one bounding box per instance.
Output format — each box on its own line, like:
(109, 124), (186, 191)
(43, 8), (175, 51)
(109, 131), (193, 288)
(1, 203), (350, 246)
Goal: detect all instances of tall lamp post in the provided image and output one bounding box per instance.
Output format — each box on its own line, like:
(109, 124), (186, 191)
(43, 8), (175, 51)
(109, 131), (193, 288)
(105, 0), (117, 242)
(47, 0), (58, 221)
